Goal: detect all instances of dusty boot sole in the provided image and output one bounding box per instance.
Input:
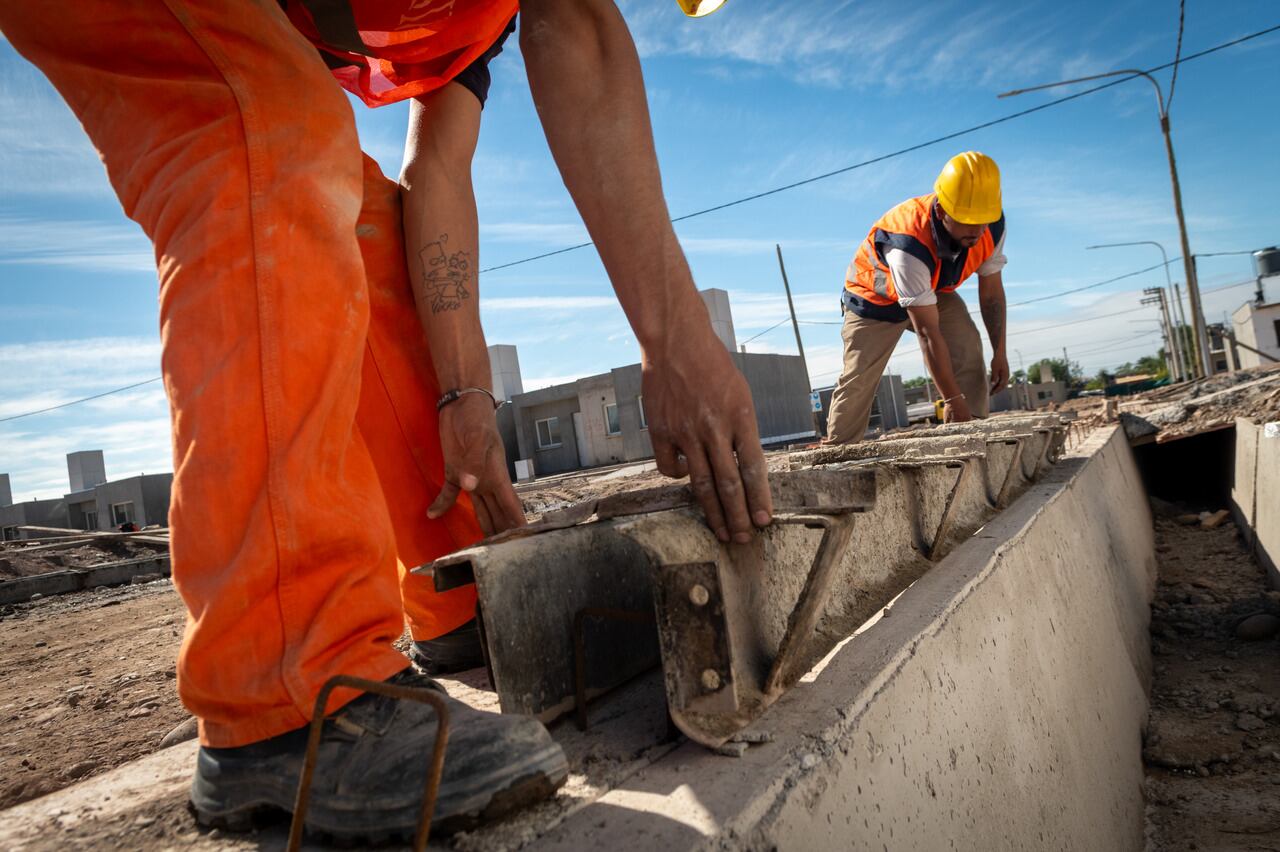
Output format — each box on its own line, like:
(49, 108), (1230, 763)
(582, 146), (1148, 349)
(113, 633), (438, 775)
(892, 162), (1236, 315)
(190, 741), (568, 843)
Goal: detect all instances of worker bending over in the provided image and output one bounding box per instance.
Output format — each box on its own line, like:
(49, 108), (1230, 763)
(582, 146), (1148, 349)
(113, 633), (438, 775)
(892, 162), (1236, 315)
(825, 152), (1011, 443)
(0, 0), (772, 840)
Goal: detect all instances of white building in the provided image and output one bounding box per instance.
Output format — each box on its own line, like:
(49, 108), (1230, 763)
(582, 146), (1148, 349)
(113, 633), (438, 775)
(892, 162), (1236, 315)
(1231, 300), (1280, 370)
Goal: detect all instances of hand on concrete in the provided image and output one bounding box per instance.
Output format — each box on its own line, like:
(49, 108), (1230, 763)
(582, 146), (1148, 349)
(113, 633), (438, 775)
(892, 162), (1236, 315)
(944, 396), (974, 423)
(428, 394), (527, 536)
(989, 351), (1010, 395)
(643, 332), (773, 544)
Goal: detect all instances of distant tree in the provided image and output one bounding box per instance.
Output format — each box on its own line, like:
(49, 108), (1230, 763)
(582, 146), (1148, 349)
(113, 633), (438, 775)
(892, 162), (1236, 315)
(1027, 358), (1083, 386)
(902, 376), (929, 389)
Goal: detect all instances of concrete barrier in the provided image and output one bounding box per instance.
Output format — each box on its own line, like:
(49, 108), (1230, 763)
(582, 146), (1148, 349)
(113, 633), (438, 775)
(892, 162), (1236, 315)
(0, 555), (171, 605)
(1231, 417), (1279, 589)
(532, 424), (1155, 851)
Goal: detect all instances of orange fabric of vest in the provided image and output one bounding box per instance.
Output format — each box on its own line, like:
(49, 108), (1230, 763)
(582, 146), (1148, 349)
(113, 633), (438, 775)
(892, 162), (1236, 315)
(285, 0), (519, 107)
(846, 193), (997, 306)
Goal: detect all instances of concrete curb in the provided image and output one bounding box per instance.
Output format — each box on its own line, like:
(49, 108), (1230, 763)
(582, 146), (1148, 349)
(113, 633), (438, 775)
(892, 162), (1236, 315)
(0, 555), (171, 605)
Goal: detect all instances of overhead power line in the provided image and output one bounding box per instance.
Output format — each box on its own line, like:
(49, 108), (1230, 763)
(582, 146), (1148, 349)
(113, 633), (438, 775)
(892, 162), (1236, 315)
(0, 377), (164, 424)
(4, 280), (1261, 424)
(479, 23), (1280, 275)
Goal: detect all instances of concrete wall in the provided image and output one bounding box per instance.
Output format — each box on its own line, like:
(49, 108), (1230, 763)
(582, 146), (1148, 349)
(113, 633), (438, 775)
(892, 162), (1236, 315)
(489, 344), (524, 401)
(517, 394), (584, 477)
(0, 499), (70, 538)
(140, 474), (174, 529)
(699, 288), (736, 352)
(1028, 380), (1068, 408)
(576, 375), (625, 468)
(1231, 417), (1279, 588)
(535, 426), (1155, 851)
(610, 364), (653, 462)
(66, 450), (106, 493)
(0, 473), (11, 507)
(732, 351), (813, 443)
(1232, 302), (1280, 369)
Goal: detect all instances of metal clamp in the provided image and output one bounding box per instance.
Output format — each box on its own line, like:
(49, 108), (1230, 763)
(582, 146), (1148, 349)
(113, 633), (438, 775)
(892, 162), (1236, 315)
(287, 674), (450, 852)
(763, 513), (858, 695)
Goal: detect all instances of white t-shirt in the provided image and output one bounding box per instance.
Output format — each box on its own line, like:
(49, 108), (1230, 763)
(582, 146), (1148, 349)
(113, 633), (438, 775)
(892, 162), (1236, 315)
(886, 228), (1007, 308)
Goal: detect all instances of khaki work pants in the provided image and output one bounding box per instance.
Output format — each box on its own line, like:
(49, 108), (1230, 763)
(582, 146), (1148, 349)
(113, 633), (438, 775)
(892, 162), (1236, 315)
(825, 291), (989, 444)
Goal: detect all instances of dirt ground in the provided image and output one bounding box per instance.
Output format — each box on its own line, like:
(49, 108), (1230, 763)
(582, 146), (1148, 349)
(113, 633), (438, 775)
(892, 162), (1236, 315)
(1144, 510), (1280, 850)
(0, 579), (190, 810)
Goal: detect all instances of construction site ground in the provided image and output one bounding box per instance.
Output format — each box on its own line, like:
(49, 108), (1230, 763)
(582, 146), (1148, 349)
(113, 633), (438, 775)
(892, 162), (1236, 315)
(1143, 508), (1280, 850)
(2, 372), (1278, 849)
(7, 504), (1275, 849)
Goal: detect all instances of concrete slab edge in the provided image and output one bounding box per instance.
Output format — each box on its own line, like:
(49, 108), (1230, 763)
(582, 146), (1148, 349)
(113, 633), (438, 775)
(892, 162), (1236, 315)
(530, 425), (1155, 851)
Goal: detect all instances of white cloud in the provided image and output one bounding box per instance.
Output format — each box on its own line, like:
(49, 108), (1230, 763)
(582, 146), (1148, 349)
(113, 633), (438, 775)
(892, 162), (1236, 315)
(0, 216), (154, 272)
(521, 374), (588, 392)
(483, 295), (618, 311)
(481, 221), (590, 245)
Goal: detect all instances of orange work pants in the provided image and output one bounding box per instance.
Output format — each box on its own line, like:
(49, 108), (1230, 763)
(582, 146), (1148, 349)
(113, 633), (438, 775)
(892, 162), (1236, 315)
(1, 0), (482, 747)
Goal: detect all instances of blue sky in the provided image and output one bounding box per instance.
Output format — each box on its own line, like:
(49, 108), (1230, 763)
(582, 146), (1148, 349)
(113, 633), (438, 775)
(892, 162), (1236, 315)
(2, 0), (1278, 500)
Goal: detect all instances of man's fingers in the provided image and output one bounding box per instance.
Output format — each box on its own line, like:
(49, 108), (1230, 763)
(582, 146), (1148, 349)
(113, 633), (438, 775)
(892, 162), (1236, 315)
(472, 491), (495, 537)
(684, 446), (729, 543)
(705, 437), (752, 543)
(652, 436), (688, 478)
(734, 434), (772, 528)
(490, 475), (528, 532)
(427, 478), (461, 519)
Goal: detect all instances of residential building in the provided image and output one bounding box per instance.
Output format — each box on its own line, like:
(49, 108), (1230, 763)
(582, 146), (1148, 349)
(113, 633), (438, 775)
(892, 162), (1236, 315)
(0, 451), (173, 538)
(501, 289), (813, 478)
(1231, 300), (1280, 370)
(813, 375), (909, 438)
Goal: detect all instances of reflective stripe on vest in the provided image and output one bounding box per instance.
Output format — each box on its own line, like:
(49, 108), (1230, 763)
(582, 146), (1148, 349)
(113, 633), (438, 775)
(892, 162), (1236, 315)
(844, 194), (1002, 307)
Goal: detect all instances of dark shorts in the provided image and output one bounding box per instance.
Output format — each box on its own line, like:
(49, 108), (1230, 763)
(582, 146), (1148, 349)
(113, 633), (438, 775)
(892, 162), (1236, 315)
(450, 15), (516, 108)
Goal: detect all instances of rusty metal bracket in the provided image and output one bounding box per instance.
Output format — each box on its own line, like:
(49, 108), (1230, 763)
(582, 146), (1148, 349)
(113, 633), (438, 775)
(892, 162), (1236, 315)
(648, 510), (859, 747)
(287, 674), (450, 852)
(995, 438), (1026, 508)
(572, 607), (657, 731)
(927, 460), (976, 561)
(762, 513), (858, 695)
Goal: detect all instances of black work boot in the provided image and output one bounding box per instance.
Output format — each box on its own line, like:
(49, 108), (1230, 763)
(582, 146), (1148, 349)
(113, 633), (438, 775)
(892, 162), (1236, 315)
(409, 617), (485, 675)
(189, 670), (567, 841)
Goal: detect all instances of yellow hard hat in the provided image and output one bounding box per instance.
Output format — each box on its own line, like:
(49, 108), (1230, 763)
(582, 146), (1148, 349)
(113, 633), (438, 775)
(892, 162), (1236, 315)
(934, 152), (1002, 225)
(677, 0), (728, 16)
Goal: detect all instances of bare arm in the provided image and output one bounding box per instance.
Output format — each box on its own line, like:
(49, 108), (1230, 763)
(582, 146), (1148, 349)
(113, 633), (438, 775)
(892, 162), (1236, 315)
(400, 84), (525, 535)
(519, 0), (771, 542)
(907, 304), (973, 422)
(978, 271), (1009, 393)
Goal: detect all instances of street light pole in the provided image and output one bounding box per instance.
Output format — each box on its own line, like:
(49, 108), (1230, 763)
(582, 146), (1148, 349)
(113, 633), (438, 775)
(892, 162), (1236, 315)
(1086, 240), (1185, 381)
(1001, 69), (1210, 378)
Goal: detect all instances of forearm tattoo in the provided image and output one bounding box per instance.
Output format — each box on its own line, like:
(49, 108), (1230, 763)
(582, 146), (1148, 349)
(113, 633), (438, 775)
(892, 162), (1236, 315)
(418, 234), (472, 314)
(981, 295), (1005, 347)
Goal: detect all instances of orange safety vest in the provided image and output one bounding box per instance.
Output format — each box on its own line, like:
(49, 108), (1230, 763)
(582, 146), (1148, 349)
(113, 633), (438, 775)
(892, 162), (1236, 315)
(284, 0), (519, 107)
(845, 194), (1004, 318)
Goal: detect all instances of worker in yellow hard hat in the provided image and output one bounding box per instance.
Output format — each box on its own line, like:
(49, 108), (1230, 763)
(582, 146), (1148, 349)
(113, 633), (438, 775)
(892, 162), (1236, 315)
(825, 152), (1011, 443)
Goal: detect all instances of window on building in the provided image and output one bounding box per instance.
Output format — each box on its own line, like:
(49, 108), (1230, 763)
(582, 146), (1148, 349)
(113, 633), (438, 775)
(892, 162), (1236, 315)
(111, 501), (135, 526)
(1273, 319), (1280, 346)
(637, 395), (648, 430)
(2, 526), (18, 542)
(1037, 390), (1049, 400)
(83, 510), (98, 531)
(604, 402), (622, 436)
(535, 417), (562, 449)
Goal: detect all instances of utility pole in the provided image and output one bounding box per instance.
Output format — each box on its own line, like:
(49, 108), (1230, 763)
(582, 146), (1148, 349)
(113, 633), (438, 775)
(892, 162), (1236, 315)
(776, 244), (822, 438)
(1173, 282), (1190, 378)
(1086, 241), (1185, 382)
(1001, 69), (1210, 378)
(1142, 288), (1178, 381)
